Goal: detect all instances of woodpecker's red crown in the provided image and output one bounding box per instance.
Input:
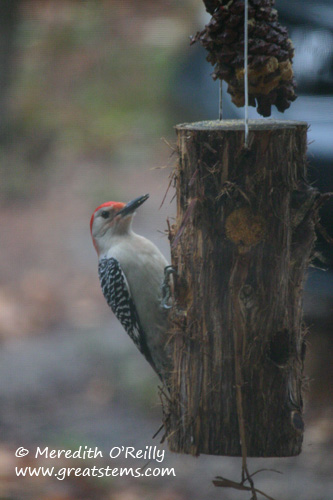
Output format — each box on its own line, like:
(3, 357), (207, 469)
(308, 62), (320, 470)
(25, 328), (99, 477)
(90, 194), (149, 255)
(90, 201), (125, 235)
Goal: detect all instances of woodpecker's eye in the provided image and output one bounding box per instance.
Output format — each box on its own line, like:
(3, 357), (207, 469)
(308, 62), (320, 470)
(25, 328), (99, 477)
(101, 210), (110, 219)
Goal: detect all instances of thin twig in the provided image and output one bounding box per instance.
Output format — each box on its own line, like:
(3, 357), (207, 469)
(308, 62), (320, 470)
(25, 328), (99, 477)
(230, 255), (257, 499)
(171, 198), (198, 248)
(159, 169), (176, 209)
(160, 136), (177, 152)
(316, 221), (333, 246)
(140, 460), (152, 472)
(213, 477), (278, 500)
(313, 192), (333, 212)
(152, 423), (164, 439)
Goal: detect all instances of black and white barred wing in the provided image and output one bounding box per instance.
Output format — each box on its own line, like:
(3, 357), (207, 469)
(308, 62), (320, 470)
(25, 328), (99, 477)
(98, 257), (157, 371)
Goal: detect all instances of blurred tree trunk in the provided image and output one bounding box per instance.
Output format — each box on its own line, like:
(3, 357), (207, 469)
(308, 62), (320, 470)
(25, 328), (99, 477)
(0, 0), (21, 143)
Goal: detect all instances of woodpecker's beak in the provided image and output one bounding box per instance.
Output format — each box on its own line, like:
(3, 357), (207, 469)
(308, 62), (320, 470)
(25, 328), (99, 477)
(117, 194), (149, 217)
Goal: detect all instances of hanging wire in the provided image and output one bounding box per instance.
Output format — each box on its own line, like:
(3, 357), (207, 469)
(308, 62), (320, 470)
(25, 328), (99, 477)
(244, 0), (249, 146)
(219, 80), (223, 120)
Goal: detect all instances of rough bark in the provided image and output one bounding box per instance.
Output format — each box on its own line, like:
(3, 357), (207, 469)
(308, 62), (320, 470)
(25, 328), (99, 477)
(164, 119), (317, 457)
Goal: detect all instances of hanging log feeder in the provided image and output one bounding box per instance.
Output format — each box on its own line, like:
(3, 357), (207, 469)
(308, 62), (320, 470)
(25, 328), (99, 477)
(163, 119), (318, 457)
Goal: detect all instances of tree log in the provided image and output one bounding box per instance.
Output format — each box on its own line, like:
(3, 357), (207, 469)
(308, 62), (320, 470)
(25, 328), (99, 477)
(164, 119), (317, 457)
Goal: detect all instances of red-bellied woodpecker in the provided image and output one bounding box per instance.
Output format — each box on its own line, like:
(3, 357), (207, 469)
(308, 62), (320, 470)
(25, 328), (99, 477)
(90, 194), (173, 382)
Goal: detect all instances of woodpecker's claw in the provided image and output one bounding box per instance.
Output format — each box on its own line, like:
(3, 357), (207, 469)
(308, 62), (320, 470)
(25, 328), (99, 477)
(161, 266), (175, 310)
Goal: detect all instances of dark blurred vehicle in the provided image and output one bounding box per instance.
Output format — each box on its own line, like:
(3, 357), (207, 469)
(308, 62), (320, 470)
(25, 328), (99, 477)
(276, 0), (333, 267)
(276, 0), (333, 163)
(174, 0), (333, 265)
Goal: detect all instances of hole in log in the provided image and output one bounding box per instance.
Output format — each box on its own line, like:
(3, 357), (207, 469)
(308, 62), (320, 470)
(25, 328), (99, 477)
(291, 410), (304, 432)
(240, 284), (255, 309)
(268, 328), (291, 367)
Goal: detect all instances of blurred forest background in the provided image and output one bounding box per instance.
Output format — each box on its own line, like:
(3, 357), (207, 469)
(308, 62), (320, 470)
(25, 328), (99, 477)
(0, 1), (332, 499)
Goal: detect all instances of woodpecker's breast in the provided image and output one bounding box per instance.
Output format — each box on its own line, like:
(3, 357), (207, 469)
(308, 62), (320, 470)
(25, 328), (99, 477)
(104, 233), (171, 371)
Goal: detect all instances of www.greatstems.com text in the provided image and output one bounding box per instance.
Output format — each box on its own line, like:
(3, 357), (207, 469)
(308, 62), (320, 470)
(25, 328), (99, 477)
(14, 445), (176, 481)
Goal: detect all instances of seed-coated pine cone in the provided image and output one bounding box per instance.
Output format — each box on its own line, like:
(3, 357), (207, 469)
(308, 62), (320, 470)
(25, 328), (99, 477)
(193, 0), (297, 117)
(202, 0), (221, 14)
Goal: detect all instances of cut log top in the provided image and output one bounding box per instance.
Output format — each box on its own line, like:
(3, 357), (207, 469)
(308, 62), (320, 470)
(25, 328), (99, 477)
(176, 119), (307, 131)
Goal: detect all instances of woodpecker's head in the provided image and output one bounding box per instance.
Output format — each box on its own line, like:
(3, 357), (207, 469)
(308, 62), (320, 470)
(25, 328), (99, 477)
(90, 194), (149, 255)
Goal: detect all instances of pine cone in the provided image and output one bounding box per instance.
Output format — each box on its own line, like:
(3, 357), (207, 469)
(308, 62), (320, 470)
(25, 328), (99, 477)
(193, 0), (297, 117)
(202, 0), (222, 15)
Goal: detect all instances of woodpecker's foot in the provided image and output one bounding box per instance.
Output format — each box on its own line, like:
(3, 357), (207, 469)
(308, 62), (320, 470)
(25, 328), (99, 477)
(161, 266), (175, 310)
